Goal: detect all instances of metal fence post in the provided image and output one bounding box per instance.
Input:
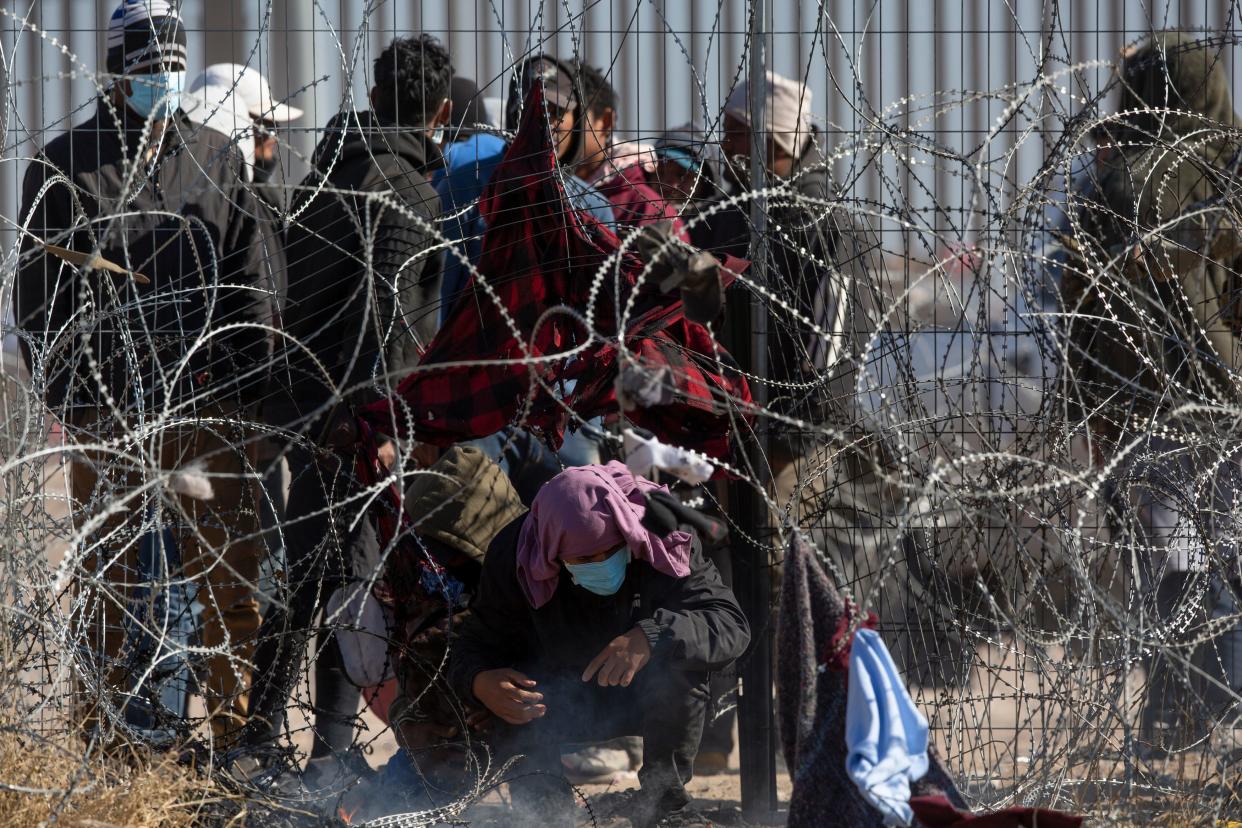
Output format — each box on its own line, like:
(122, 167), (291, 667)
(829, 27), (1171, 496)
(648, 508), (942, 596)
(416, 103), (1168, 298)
(736, 0), (777, 820)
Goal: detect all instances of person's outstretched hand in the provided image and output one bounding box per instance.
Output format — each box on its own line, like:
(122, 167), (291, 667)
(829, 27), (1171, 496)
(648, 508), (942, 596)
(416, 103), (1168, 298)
(376, 438), (397, 470)
(472, 668), (546, 725)
(582, 627), (652, 687)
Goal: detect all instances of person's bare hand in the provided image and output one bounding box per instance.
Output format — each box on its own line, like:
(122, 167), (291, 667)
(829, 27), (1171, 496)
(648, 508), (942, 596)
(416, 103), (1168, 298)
(472, 668), (546, 725)
(582, 627), (652, 687)
(377, 439), (397, 470)
(465, 707), (495, 733)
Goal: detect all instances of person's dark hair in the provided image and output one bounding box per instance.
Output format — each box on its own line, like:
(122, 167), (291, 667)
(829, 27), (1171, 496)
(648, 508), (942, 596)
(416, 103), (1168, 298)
(373, 34), (453, 126)
(575, 61), (617, 118)
(449, 74), (490, 137)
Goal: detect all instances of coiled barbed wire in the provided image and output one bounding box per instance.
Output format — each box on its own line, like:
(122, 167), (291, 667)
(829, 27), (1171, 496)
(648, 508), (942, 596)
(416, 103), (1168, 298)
(3, 2), (1242, 825)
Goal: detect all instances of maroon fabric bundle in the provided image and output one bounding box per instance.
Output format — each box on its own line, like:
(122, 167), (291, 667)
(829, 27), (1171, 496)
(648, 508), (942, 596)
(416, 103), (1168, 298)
(910, 796), (1084, 828)
(361, 84), (750, 460)
(822, 606), (877, 673)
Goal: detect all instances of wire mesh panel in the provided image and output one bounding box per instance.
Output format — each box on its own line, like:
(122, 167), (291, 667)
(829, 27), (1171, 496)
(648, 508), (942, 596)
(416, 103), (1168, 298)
(3, 1), (1242, 825)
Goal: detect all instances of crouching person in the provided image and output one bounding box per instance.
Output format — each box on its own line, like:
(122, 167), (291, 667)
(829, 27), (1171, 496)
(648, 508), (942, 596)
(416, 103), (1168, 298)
(382, 446), (525, 796)
(448, 462), (750, 828)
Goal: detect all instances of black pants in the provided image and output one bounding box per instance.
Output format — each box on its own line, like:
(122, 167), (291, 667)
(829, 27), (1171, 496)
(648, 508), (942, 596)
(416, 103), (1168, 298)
(701, 533), (736, 755)
(246, 448), (368, 755)
(488, 664), (708, 823)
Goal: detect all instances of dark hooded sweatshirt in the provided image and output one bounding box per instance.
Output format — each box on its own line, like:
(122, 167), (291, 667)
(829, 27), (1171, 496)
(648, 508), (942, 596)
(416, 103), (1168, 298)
(1067, 31), (1242, 427)
(15, 104), (277, 412)
(448, 514), (751, 705)
(274, 111), (445, 435)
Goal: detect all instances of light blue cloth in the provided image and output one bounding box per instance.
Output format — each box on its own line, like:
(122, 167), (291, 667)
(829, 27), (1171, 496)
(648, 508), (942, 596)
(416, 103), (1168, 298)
(845, 628), (930, 827)
(434, 133), (508, 321)
(563, 174), (616, 228)
(557, 414), (606, 467)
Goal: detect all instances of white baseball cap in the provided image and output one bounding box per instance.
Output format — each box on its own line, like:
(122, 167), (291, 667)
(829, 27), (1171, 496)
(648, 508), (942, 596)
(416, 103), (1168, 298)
(190, 62), (303, 124)
(724, 69), (813, 158)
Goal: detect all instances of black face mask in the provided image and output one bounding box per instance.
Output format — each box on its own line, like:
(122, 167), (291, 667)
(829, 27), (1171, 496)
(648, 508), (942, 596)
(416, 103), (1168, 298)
(252, 156), (278, 184)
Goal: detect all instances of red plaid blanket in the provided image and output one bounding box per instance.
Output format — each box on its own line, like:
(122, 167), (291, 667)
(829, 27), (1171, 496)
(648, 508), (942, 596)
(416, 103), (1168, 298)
(361, 83), (750, 460)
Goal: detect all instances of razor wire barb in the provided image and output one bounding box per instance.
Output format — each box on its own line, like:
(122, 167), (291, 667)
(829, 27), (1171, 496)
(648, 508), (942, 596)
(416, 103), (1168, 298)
(3, 1), (1242, 825)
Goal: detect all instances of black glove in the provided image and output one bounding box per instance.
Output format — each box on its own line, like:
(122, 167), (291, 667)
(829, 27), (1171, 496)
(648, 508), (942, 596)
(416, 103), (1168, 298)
(634, 220), (725, 324)
(642, 488), (728, 545)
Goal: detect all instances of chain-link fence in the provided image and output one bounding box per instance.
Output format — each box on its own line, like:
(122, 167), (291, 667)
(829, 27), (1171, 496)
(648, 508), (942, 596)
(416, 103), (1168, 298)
(3, 1), (1242, 825)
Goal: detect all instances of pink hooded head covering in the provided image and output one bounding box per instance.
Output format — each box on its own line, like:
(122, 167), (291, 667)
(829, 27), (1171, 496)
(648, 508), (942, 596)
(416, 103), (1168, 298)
(516, 461), (694, 608)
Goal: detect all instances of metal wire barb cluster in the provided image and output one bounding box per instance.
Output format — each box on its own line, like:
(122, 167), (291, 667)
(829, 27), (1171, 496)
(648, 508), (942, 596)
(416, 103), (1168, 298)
(3, 1), (1242, 825)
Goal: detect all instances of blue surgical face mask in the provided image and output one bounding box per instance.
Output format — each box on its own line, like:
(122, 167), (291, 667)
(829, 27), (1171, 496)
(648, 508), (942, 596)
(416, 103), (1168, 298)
(125, 71), (185, 120)
(565, 546), (631, 596)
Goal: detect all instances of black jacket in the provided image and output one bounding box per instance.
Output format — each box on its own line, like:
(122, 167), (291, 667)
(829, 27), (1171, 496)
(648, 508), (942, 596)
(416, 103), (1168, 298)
(15, 103), (278, 412)
(691, 129), (886, 436)
(274, 111), (445, 436)
(448, 514), (751, 704)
